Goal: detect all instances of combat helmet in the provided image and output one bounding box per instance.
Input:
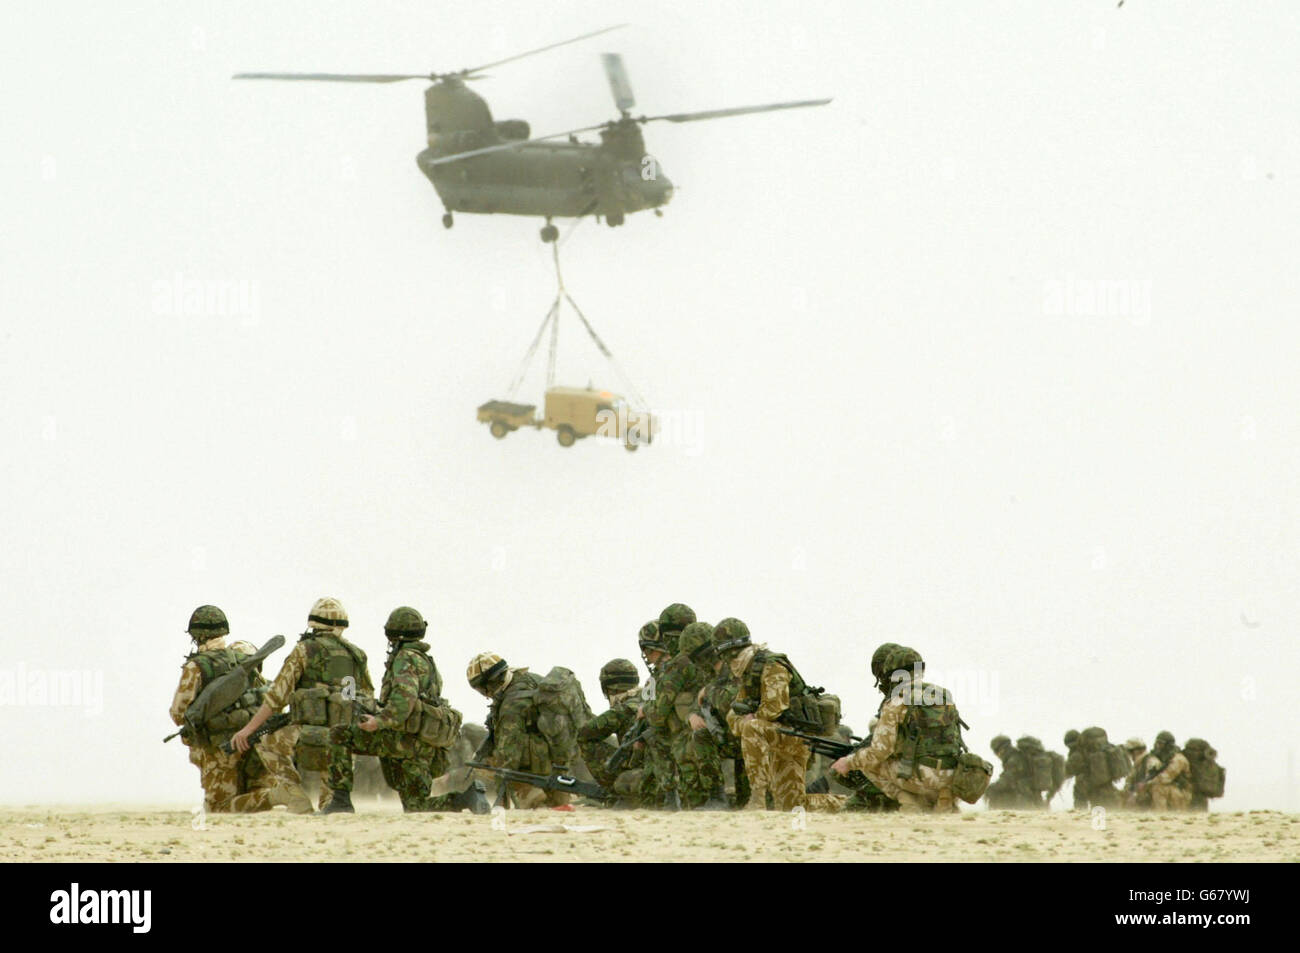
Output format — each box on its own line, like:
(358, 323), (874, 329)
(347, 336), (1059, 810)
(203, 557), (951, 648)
(879, 645), (923, 689)
(990, 734), (1012, 753)
(1124, 737), (1147, 754)
(384, 606), (427, 641)
(1154, 730), (1175, 747)
(678, 621), (716, 662)
(712, 618), (752, 657)
(1063, 729), (1080, 747)
(638, 620), (668, 656)
(307, 596), (349, 630)
(467, 652), (509, 695)
(599, 658), (640, 695)
(657, 603), (697, 634)
(870, 642), (903, 687)
(187, 605), (229, 639)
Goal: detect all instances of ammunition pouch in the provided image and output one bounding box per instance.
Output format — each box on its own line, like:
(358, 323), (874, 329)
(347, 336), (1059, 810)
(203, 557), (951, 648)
(290, 686), (330, 727)
(777, 695), (826, 733)
(296, 724), (332, 771)
(417, 700), (463, 748)
(951, 752), (994, 804)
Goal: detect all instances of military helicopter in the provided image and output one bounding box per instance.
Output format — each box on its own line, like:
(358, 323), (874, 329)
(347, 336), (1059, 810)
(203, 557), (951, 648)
(235, 27), (830, 242)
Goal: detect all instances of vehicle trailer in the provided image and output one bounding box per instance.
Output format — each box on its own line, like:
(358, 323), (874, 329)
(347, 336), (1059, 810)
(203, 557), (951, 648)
(477, 387), (654, 450)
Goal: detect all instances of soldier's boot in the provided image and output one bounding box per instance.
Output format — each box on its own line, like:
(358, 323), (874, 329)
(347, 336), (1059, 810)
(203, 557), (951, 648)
(268, 785), (314, 815)
(451, 780), (490, 815)
(320, 789), (355, 815)
(806, 775), (830, 795)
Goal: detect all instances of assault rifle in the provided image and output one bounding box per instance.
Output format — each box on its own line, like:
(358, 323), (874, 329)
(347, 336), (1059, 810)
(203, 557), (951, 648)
(164, 634), (285, 743)
(466, 762), (615, 803)
(777, 727), (864, 760)
(605, 719), (652, 774)
(697, 696), (728, 745)
(219, 712), (291, 754)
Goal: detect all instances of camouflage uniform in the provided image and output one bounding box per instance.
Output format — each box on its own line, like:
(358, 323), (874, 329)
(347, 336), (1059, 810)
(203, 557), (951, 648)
(1145, 734), (1193, 811)
(647, 626), (713, 806)
(841, 645), (961, 814)
(170, 631), (308, 814)
(1066, 727), (1123, 809)
(679, 667), (748, 808)
(476, 666), (569, 808)
(263, 626), (373, 808)
(335, 624), (460, 812)
(578, 685), (646, 798)
(986, 736), (1040, 809)
(1122, 740), (1151, 809)
(723, 629), (842, 813)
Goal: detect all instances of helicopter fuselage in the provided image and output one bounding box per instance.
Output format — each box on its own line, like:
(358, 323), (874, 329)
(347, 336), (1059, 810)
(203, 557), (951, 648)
(416, 139), (673, 220)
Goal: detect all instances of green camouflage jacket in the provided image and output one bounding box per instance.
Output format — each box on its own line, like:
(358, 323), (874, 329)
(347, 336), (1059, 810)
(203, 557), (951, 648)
(375, 640), (440, 732)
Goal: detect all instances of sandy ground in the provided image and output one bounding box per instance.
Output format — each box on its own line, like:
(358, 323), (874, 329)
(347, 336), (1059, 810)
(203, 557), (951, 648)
(4, 803), (1297, 862)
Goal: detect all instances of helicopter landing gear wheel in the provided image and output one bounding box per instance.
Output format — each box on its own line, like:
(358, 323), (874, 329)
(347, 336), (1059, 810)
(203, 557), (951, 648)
(540, 222), (559, 243)
(607, 211), (625, 227)
(442, 212), (454, 229)
(556, 425), (576, 447)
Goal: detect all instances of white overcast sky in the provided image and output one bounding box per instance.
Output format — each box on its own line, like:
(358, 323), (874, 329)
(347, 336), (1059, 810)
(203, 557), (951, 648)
(1, 1), (1297, 810)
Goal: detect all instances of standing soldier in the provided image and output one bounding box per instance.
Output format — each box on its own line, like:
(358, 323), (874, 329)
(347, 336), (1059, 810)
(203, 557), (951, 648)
(577, 658), (647, 802)
(830, 644), (965, 813)
(467, 651), (569, 808)
(169, 605), (312, 814)
(333, 607), (464, 812)
(231, 597), (374, 814)
(1141, 731), (1193, 811)
(1063, 729), (1089, 809)
(716, 618), (837, 812)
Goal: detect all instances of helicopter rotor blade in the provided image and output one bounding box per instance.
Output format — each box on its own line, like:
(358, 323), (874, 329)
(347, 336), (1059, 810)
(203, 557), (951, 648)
(459, 24), (628, 76)
(425, 124), (610, 166)
(602, 53), (636, 114)
(640, 98), (832, 124)
(232, 72), (437, 83)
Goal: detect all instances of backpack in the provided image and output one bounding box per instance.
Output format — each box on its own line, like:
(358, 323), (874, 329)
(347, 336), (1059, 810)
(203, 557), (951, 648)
(1049, 751), (1066, 794)
(1016, 736), (1054, 793)
(1183, 738), (1226, 798)
(535, 666), (595, 771)
(1105, 743), (1132, 783)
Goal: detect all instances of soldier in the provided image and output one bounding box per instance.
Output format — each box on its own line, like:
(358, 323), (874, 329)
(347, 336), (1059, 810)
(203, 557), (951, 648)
(577, 658), (647, 803)
(717, 618), (841, 812)
(468, 651), (570, 808)
(830, 643), (964, 813)
(1141, 731), (1193, 811)
(1121, 737), (1151, 809)
(1063, 729), (1089, 809)
(332, 607), (465, 812)
(655, 603), (697, 657)
(169, 605), (312, 814)
(1068, 726), (1125, 809)
(1182, 738), (1224, 811)
(834, 717), (899, 812)
(679, 624), (750, 809)
(986, 735), (1039, 809)
(632, 621), (673, 807)
(231, 597), (374, 814)
(643, 621), (716, 809)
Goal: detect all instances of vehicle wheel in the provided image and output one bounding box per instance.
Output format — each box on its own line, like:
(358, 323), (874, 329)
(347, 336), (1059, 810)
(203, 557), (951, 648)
(556, 426), (576, 447)
(540, 223), (559, 243)
(442, 212), (454, 229)
(623, 442), (638, 452)
(490, 420), (508, 439)
(607, 212), (625, 227)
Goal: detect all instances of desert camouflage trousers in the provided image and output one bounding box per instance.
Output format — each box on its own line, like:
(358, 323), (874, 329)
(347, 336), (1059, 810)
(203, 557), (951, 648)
(736, 717), (844, 812)
(861, 759), (957, 813)
(334, 725), (453, 812)
(192, 725), (310, 814)
(1150, 782), (1193, 811)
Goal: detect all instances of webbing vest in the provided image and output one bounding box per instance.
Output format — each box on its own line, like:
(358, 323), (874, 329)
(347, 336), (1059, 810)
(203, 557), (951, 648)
(380, 642), (441, 707)
(299, 632), (365, 690)
(740, 650), (809, 703)
(898, 683), (964, 770)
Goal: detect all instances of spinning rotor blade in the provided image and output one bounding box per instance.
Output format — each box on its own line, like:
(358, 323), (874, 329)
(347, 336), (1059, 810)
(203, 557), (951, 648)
(602, 53), (636, 113)
(643, 98), (832, 124)
(233, 72), (435, 83)
(464, 24), (627, 75)
(425, 124), (610, 166)
(233, 25), (627, 85)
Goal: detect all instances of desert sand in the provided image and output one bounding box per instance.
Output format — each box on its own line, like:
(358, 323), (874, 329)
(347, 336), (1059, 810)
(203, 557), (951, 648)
(4, 803), (1296, 862)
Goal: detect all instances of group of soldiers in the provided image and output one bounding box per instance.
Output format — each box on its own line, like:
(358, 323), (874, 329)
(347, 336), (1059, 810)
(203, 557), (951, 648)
(169, 599), (1001, 816)
(986, 728), (1226, 812)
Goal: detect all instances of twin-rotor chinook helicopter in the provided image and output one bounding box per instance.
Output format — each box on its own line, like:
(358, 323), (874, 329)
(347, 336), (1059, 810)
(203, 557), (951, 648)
(235, 26), (830, 242)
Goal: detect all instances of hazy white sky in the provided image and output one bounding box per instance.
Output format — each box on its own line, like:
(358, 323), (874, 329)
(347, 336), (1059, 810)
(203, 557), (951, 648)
(1, 1), (1297, 810)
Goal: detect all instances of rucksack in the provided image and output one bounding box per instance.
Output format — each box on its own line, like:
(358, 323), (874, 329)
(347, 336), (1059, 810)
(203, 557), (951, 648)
(535, 666), (595, 770)
(1184, 738), (1226, 798)
(1104, 743), (1132, 783)
(1049, 751), (1066, 794)
(1017, 736), (1055, 793)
